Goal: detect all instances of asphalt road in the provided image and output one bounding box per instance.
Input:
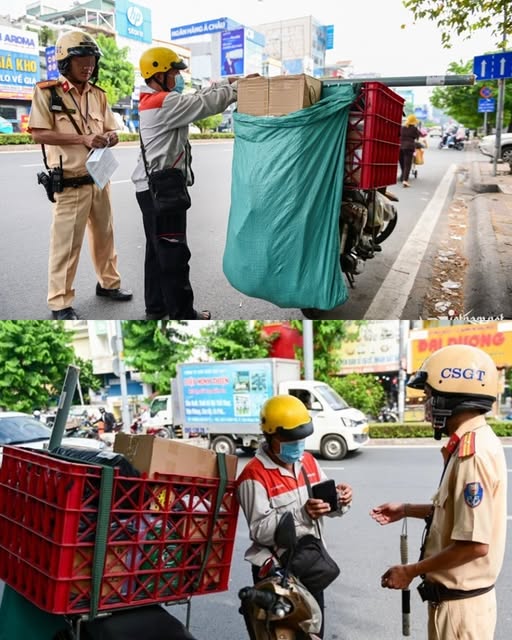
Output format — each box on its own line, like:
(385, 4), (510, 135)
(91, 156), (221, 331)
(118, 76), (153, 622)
(0, 445), (510, 638)
(0, 141), (479, 320)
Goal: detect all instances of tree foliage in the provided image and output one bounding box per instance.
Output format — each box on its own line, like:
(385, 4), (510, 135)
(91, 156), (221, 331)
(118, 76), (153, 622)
(96, 34), (135, 106)
(289, 321), (362, 382)
(0, 321), (76, 412)
(193, 114), (223, 133)
(403, 0), (512, 49)
(430, 59), (512, 130)
(329, 373), (386, 417)
(199, 321), (273, 361)
(122, 321), (195, 395)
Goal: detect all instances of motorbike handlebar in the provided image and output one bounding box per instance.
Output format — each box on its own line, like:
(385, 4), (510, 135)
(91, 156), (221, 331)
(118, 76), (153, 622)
(238, 587), (277, 612)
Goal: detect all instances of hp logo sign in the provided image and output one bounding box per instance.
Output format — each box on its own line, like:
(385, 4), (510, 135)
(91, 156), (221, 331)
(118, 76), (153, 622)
(127, 6), (144, 27)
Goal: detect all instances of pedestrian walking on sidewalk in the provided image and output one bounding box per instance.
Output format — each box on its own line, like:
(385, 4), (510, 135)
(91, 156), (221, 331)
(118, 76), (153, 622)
(28, 30), (132, 320)
(399, 114), (422, 188)
(370, 345), (507, 640)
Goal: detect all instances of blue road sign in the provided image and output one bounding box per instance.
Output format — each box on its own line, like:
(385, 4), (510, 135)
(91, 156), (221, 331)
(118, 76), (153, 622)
(479, 86), (492, 98)
(473, 51), (512, 80)
(478, 98), (496, 113)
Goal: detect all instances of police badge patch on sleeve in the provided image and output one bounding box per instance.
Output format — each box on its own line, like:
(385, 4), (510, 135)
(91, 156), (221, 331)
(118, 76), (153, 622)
(464, 482), (483, 508)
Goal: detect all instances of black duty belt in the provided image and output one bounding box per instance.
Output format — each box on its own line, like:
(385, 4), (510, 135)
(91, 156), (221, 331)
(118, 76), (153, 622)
(62, 175), (95, 188)
(418, 580), (494, 604)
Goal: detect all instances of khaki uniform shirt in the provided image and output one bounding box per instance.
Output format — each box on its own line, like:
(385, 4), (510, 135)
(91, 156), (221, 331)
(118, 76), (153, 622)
(424, 422), (507, 590)
(28, 75), (118, 177)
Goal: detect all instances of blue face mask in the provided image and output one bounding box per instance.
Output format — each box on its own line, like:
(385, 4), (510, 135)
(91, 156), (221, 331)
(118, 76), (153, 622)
(173, 74), (185, 94)
(277, 440), (306, 464)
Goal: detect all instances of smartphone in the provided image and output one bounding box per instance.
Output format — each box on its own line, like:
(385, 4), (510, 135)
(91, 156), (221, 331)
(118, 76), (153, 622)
(312, 479), (338, 513)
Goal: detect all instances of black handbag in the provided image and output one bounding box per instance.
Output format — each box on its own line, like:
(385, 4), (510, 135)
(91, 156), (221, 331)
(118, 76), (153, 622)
(280, 468), (340, 593)
(139, 135), (192, 212)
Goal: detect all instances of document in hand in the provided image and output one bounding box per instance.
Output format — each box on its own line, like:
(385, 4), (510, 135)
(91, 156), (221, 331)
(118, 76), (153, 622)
(85, 147), (119, 189)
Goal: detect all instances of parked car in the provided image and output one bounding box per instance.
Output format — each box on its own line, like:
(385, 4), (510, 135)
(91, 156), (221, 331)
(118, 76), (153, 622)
(0, 116), (14, 134)
(478, 132), (512, 163)
(0, 411), (105, 465)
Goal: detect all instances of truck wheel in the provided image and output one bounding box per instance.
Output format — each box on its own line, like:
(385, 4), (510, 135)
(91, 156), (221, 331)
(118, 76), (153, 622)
(156, 428), (171, 439)
(211, 436), (237, 456)
(320, 435), (348, 460)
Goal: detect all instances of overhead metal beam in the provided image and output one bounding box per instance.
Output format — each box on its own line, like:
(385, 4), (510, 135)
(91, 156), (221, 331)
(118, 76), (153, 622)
(322, 75), (475, 87)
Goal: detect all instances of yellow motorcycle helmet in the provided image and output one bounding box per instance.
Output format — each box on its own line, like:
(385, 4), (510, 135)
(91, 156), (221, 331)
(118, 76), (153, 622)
(139, 47), (187, 79)
(55, 30), (101, 62)
(260, 395), (313, 441)
(408, 344), (498, 435)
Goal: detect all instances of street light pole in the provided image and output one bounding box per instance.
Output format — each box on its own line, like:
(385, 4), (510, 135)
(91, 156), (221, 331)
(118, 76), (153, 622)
(493, 6), (508, 177)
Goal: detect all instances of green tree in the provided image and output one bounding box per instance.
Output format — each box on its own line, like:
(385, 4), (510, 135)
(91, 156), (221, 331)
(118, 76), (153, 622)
(403, 0), (511, 50)
(95, 34), (135, 106)
(430, 60), (512, 130)
(122, 321), (195, 394)
(329, 373), (385, 417)
(193, 114), (223, 133)
(199, 321), (273, 360)
(0, 321), (76, 412)
(289, 321), (362, 382)
(74, 356), (102, 404)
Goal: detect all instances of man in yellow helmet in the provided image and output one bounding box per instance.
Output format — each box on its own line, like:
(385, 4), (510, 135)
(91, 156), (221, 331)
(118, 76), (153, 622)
(28, 30), (132, 320)
(370, 345), (507, 640)
(132, 46), (258, 320)
(237, 394), (353, 639)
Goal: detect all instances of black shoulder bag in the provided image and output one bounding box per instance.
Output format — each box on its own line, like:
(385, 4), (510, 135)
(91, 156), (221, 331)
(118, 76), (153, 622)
(280, 468), (340, 593)
(139, 134), (192, 212)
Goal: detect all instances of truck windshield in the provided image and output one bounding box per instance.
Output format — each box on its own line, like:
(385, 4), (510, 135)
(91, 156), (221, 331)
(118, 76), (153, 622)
(314, 386), (349, 410)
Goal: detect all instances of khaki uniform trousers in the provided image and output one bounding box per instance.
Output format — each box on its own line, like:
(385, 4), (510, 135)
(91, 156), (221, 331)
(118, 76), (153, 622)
(48, 182), (121, 310)
(427, 589), (496, 640)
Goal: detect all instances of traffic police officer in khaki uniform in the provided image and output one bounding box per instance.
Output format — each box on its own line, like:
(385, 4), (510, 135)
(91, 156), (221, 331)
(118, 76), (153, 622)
(29, 30), (132, 319)
(370, 345), (507, 640)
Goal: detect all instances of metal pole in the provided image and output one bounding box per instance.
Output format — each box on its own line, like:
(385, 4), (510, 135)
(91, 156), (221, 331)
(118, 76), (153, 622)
(302, 320), (315, 380)
(483, 111), (488, 136)
(49, 364), (80, 450)
(322, 74), (475, 88)
(493, 7), (508, 177)
(397, 321), (409, 423)
(114, 320), (131, 432)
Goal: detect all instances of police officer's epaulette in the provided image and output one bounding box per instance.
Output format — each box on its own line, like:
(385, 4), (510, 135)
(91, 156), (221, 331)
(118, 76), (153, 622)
(458, 431), (476, 458)
(36, 80), (61, 90)
(91, 83), (106, 93)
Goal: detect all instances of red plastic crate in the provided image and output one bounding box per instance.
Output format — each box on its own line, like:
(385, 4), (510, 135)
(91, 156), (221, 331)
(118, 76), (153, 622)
(344, 82), (405, 190)
(0, 446), (239, 615)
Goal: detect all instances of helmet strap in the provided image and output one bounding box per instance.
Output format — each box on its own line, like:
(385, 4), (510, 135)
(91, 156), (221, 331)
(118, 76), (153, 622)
(154, 70), (172, 92)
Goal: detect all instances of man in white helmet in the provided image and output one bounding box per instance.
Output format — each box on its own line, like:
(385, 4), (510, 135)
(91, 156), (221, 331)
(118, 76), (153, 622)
(28, 30), (132, 320)
(370, 345), (507, 640)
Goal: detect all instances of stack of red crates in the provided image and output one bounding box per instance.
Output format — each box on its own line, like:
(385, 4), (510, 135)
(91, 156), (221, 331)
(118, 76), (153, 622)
(344, 82), (405, 190)
(0, 446), (239, 615)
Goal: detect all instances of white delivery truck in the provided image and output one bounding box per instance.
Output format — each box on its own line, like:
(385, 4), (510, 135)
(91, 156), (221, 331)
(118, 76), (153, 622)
(164, 358), (369, 460)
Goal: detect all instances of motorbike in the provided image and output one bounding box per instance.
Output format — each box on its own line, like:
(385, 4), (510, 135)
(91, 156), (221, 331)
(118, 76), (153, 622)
(239, 512), (322, 640)
(439, 133), (464, 151)
(302, 187), (398, 318)
(131, 417), (174, 439)
(377, 406), (399, 423)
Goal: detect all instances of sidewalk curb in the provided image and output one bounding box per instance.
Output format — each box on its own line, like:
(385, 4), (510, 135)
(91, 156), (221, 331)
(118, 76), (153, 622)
(469, 160), (500, 193)
(464, 193), (511, 317)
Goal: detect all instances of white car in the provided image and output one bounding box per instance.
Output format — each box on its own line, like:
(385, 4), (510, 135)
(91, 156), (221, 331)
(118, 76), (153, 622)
(478, 132), (512, 163)
(0, 411), (105, 466)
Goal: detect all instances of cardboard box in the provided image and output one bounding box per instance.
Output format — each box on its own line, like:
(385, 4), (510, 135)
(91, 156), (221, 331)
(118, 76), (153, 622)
(237, 74), (323, 116)
(113, 434), (237, 481)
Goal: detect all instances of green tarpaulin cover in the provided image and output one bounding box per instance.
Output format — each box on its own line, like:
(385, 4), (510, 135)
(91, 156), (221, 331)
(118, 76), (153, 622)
(223, 85), (355, 310)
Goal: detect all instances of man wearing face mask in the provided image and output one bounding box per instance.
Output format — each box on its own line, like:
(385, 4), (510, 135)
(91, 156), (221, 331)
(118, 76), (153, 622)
(133, 46), (259, 320)
(236, 395), (353, 639)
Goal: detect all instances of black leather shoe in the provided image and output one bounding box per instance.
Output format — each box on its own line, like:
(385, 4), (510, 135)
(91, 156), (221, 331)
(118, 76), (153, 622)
(96, 283), (133, 301)
(51, 307), (79, 320)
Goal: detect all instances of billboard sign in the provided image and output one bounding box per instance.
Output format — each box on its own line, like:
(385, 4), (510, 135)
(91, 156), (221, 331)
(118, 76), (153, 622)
(116, 0), (152, 43)
(0, 26), (40, 100)
(171, 17), (238, 40)
(45, 46), (59, 80)
(324, 25), (334, 50)
(221, 28), (245, 76)
(181, 362), (274, 424)
(408, 322), (512, 372)
(337, 321), (400, 374)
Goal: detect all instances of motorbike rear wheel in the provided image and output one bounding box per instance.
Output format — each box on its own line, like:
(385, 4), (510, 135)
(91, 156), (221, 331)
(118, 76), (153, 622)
(373, 211), (398, 245)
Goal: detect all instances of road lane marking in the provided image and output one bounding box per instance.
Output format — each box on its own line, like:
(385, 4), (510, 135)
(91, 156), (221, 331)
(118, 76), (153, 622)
(364, 163), (457, 319)
(320, 466), (345, 471)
